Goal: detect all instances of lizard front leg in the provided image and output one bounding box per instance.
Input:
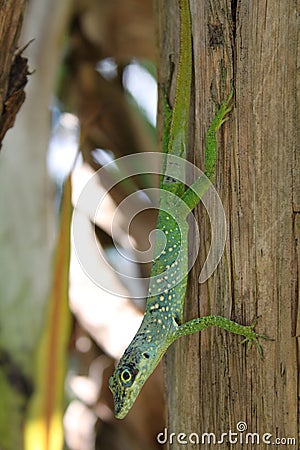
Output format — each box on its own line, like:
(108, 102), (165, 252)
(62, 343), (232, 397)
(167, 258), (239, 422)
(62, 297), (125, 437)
(174, 315), (271, 355)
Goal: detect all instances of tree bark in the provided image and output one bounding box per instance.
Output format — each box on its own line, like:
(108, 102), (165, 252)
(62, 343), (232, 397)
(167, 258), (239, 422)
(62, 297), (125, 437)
(0, 0), (28, 147)
(157, 1), (299, 448)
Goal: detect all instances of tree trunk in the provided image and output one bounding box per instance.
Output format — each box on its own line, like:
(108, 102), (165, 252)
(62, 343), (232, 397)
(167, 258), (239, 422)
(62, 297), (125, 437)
(157, 1), (299, 448)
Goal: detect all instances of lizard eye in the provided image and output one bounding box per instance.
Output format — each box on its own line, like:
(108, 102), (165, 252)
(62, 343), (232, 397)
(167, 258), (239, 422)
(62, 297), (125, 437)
(120, 369), (133, 385)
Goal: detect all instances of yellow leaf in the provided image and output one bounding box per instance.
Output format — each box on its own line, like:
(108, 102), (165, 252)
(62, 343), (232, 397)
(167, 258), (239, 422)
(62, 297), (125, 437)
(24, 177), (73, 450)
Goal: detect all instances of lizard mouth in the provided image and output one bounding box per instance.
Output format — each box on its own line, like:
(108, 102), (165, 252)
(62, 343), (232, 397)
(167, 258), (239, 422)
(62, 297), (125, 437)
(112, 387), (138, 419)
(110, 374), (144, 419)
(114, 403), (129, 419)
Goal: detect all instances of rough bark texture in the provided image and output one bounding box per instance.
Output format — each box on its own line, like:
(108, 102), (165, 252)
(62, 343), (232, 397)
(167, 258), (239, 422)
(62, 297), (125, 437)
(157, 1), (299, 448)
(0, 0), (27, 147)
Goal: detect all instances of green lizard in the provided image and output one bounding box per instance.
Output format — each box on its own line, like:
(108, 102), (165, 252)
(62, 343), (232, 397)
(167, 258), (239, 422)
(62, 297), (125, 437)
(109, 0), (268, 419)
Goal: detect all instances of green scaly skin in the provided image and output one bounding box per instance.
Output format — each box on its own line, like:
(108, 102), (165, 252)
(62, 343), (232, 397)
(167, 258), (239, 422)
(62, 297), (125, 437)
(109, 0), (269, 419)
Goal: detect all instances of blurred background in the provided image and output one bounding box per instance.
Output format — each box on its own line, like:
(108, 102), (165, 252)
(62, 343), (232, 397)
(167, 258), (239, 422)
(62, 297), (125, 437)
(0, 0), (165, 449)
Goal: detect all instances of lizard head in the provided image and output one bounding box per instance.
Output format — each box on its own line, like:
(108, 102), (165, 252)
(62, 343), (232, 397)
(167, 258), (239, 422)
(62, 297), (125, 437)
(109, 342), (164, 419)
